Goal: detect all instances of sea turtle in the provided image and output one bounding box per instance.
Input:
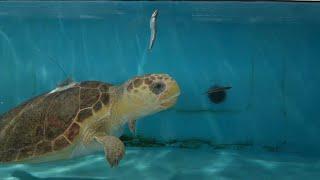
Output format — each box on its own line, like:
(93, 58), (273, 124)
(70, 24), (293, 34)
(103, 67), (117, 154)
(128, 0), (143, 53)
(0, 73), (180, 167)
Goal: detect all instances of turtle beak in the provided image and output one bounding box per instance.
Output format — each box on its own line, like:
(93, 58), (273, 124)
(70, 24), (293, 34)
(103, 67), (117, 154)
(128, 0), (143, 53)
(160, 95), (179, 108)
(160, 80), (180, 108)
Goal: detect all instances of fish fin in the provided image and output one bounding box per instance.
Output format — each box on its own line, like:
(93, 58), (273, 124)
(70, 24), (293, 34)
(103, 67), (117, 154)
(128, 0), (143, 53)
(57, 76), (74, 87)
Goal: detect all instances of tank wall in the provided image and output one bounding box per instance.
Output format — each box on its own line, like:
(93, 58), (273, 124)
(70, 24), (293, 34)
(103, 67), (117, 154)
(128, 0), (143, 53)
(0, 2), (320, 155)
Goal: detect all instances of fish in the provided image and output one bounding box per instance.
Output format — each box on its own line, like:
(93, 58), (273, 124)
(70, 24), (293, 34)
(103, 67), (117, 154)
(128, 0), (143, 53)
(148, 9), (158, 51)
(48, 77), (77, 94)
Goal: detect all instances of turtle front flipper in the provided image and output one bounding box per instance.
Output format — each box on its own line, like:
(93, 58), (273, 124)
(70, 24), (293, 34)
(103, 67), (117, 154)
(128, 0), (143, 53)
(128, 119), (137, 136)
(94, 135), (125, 168)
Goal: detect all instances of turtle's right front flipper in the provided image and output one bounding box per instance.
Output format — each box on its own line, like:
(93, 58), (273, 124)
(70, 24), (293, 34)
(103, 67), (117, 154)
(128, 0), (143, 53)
(128, 119), (137, 136)
(94, 135), (125, 168)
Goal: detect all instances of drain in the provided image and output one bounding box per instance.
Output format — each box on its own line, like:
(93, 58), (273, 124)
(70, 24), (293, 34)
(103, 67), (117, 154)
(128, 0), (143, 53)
(206, 85), (232, 104)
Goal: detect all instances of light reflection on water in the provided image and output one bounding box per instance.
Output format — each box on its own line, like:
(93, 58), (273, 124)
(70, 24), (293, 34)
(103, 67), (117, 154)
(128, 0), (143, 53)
(1, 147), (320, 180)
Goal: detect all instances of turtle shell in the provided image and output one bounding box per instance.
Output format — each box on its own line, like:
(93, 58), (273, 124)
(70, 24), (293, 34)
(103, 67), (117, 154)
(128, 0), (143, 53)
(0, 81), (113, 162)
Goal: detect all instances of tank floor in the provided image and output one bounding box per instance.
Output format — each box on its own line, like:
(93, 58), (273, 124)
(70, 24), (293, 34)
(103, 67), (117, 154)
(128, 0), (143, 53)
(1, 147), (319, 180)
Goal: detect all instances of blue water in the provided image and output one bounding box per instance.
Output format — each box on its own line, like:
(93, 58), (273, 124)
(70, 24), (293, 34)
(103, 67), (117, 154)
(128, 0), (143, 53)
(0, 1), (320, 179)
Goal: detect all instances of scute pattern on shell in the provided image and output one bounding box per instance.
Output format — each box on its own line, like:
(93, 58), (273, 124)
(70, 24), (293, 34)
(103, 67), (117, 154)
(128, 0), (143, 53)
(18, 146), (35, 160)
(46, 87), (79, 140)
(53, 136), (70, 151)
(80, 88), (100, 109)
(0, 81), (113, 162)
(35, 141), (52, 155)
(0, 95), (47, 156)
(79, 81), (101, 88)
(65, 123), (80, 142)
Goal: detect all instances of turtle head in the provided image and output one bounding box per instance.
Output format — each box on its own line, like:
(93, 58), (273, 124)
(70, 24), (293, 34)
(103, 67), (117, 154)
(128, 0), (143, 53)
(121, 73), (180, 118)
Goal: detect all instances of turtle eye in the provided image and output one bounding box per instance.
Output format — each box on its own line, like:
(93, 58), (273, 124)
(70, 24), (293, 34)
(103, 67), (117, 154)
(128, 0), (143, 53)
(150, 82), (166, 95)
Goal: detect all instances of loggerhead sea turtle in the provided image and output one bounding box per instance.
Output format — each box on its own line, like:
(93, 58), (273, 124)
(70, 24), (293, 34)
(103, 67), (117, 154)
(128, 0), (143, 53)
(0, 73), (180, 167)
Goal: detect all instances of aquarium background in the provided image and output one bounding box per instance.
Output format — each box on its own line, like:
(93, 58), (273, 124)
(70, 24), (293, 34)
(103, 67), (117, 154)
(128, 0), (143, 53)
(0, 1), (320, 180)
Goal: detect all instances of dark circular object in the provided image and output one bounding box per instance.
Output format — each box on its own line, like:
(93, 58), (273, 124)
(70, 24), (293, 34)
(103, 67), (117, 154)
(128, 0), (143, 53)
(207, 86), (231, 104)
(150, 82), (166, 95)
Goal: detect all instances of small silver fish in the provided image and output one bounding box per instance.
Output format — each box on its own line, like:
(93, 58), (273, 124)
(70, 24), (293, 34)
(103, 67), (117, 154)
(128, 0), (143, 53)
(48, 77), (77, 94)
(148, 9), (158, 51)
